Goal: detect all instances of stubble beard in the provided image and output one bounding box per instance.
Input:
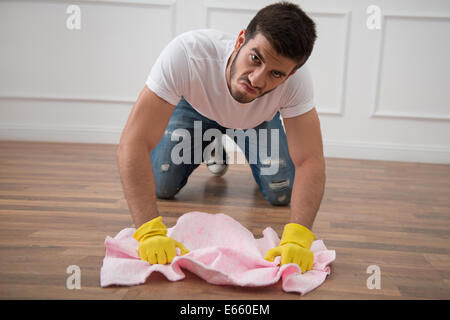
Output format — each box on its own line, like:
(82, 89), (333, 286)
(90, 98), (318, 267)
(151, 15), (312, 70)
(228, 47), (276, 103)
(228, 47), (256, 104)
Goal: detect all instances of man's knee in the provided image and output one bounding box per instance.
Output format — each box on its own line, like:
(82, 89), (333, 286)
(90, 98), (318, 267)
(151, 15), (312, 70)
(152, 162), (181, 199)
(155, 187), (177, 199)
(264, 179), (292, 206)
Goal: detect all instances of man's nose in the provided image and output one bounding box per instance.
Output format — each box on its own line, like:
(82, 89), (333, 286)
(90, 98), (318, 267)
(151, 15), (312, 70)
(248, 68), (265, 89)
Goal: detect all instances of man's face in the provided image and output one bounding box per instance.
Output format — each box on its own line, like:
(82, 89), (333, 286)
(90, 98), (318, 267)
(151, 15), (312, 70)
(226, 30), (299, 104)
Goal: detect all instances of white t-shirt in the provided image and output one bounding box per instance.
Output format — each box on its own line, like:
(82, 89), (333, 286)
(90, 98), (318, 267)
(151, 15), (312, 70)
(146, 29), (315, 129)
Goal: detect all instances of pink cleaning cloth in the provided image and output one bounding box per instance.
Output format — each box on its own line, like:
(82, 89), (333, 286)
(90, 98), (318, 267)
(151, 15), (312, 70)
(100, 211), (335, 295)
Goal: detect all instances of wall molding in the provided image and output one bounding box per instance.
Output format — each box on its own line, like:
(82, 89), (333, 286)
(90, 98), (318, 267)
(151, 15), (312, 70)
(371, 13), (450, 121)
(310, 10), (351, 116)
(0, 0), (178, 106)
(203, 0), (269, 11)
(0, 93), (135, 105)
(204, 1), (258, 29)
(202, 4), (352, 117)
(6, 0), (177, 6)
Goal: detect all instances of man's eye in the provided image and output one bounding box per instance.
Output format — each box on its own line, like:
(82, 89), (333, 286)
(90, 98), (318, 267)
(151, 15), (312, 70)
(272, 71), (282, 78)
(251, 54), (260, 63)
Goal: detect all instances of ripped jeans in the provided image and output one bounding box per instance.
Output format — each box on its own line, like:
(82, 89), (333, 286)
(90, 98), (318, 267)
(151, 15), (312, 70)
(150, 97), (295, 206)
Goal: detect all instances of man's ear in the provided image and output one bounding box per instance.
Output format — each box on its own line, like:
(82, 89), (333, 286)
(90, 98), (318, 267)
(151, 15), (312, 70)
(288, 69), (297, 78)
(286, 69), (297, 80)
(235, 29), (246, 51)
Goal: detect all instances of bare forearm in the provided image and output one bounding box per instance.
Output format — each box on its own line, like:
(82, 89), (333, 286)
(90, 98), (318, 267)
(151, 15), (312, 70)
(289, 160), (326, 230)
(116, 144), (159, 228)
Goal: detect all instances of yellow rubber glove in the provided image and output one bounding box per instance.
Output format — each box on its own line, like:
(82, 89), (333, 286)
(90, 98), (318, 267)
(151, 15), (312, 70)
(264, 223), (315, 274)
(133, 216), (189, 264)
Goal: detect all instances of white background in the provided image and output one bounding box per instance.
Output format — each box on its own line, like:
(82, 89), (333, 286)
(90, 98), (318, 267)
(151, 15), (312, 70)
(0, 0), (449, 164)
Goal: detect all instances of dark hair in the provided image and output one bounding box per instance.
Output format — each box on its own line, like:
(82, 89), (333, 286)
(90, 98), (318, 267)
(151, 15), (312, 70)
(244, 1), (317, 70)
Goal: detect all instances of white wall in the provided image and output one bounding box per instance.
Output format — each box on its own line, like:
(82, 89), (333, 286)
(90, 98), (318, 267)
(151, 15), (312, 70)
(0, 0), (449, 164)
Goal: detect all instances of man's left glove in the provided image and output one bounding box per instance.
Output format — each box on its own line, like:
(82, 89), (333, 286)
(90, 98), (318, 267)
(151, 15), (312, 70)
(264, 223), (315, 274)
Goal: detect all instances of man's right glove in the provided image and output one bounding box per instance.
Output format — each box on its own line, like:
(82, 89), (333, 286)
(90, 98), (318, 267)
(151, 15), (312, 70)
(133, 216), (189, 264)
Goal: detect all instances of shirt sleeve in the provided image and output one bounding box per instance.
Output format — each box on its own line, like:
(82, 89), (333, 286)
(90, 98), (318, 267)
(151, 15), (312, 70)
(279, 63), (315, 118)
(145, 34), (190, 106)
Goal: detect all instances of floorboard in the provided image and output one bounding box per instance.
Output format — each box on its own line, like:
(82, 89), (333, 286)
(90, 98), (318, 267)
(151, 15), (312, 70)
(0, 141), (449, 299)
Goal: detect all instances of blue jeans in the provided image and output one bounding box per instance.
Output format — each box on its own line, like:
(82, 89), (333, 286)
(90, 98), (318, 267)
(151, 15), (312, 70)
(150, 97), (295, 206)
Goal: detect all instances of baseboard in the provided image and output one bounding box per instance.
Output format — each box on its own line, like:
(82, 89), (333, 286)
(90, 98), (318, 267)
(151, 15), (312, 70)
(324, 139), (450, 164)
(0, 123), (121, 144)
(0, 124), (448, 164)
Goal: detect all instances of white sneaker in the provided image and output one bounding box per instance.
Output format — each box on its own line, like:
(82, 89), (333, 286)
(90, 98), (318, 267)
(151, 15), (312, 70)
(205, 140), (228, 177)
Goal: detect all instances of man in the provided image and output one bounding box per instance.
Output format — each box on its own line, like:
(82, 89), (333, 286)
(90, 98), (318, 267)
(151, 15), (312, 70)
(117, 2), (326, 274)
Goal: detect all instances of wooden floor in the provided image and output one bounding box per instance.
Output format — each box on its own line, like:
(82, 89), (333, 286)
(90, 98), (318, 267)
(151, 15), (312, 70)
(0, 140), (449, 300)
